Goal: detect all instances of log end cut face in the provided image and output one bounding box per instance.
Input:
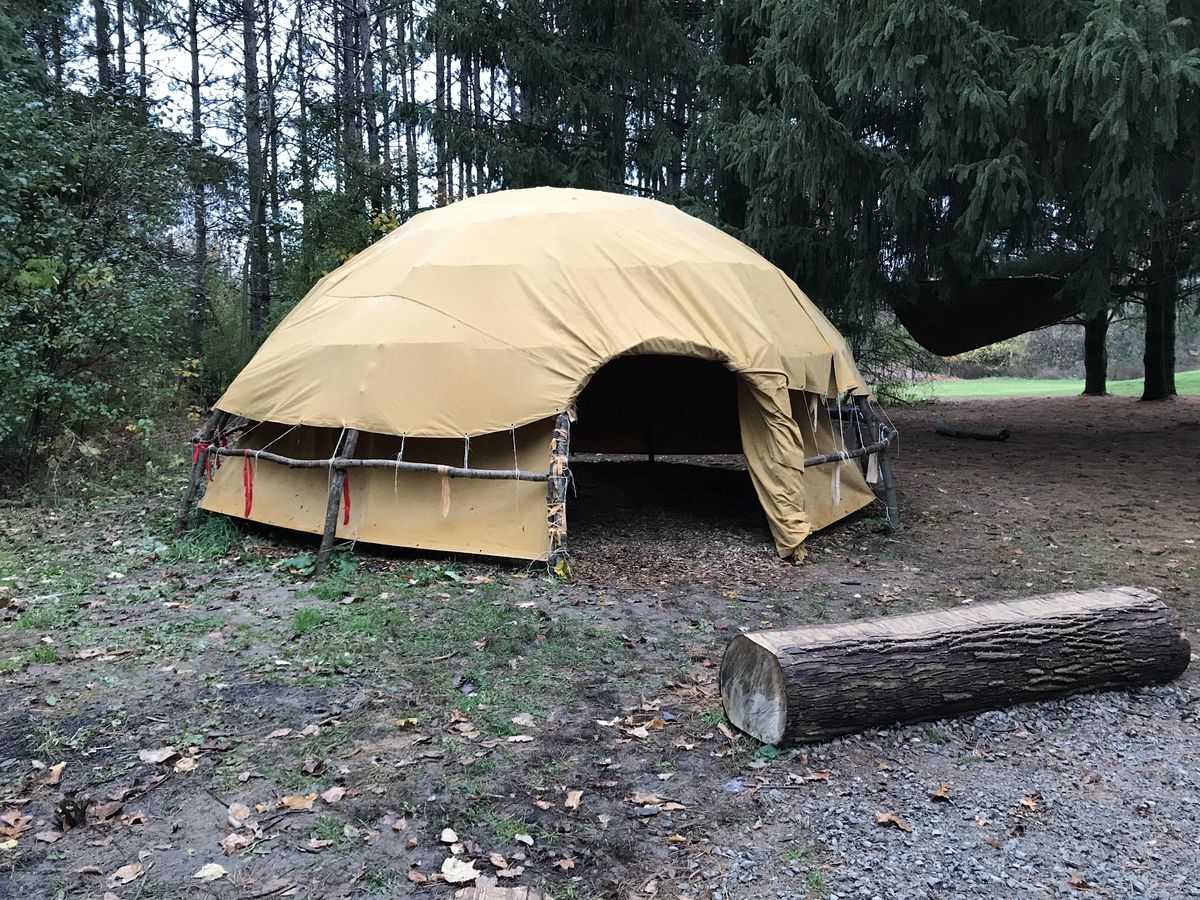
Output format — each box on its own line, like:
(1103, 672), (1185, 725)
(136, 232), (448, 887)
(720, 635), (788, 745)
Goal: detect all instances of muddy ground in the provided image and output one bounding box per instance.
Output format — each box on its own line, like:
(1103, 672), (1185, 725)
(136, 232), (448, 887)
(0, 396), (1196, 899)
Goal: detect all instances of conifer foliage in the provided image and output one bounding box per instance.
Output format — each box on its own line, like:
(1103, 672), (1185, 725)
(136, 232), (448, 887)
(1, 0), (1197, 461)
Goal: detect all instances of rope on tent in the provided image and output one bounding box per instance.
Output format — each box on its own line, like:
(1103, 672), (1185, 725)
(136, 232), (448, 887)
(342, 472), (352, 525)
(393, 435), (406, 504)
(511, 426), (520, 516)
(463, 436), (470, 469)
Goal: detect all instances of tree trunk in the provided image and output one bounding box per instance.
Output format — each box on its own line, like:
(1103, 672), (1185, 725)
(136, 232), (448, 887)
(399, 0), (419, 213)
(115, 0), (127, 83)
(1082, 307), (1109, 396)
(359, 0), (382, 214)
(1142, 257), (1173, 402)
(188, 0), (208, 354)
(377, 5), (391, 208)
(296, 2), (314, 270)
(242, 0), (271, 339)
(435, 30), (447, 207)
(135, 0), (148, 98)
(264, 0), (282, 272)
(720, 587), (1190, 746)
(94, 0), (113, 90)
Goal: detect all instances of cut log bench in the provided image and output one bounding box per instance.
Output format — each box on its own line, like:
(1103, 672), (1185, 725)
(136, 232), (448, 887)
(719, 587), (1191, 745)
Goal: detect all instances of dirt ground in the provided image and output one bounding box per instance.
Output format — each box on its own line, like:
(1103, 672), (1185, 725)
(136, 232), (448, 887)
(0, 396), (1196, 899)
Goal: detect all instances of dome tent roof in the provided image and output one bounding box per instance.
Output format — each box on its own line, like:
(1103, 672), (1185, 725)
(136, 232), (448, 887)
(215, 187), (867, 437)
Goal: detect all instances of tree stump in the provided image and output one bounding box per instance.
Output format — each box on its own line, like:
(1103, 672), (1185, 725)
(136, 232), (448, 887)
(720, 587), (1191, 745)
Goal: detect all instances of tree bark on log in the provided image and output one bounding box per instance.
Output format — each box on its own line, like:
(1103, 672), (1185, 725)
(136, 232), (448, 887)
(934, 420), (1010, 441)
(720, 587), (1190, 746)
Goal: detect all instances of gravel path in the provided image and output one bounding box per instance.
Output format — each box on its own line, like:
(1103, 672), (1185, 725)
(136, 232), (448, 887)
(716, 680), (1200, 899)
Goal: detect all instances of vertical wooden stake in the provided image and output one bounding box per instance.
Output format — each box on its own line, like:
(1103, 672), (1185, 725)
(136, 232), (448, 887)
(856, 397), (899, 528)
(315, 428), (360, 576)
(547, 411), (571, 572)
(173, 409), (229, 536)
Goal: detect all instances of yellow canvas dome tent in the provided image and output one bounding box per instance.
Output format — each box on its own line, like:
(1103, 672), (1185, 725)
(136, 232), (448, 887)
(175, 187), (897, 571)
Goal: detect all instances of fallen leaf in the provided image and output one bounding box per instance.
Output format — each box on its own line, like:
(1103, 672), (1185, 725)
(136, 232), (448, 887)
(1020, 794), (1040, 811)
(395, 717), (419, 728)
(299, 724), (320, 737)
(321, 786), (346, 804)
(533, 798), (552, 810)
(0, 839), (16, 851)
(86, 801), (123, 825)
(300, 759), (325, 776)
(555, 857), (575, 871)
(120, 811), (146, 827)
(929, 782), (950, 802)
(564, 789), (583, 810)
(717, 722), (736, 742)
(597, 813), (611, 829)
(44, 762), (66, 786)
(228, 802), (251, 824)
(34, 830), (62, 844)
(983, 835), (1005, 850)
(496, 865), (526, 878)
(514, 833), (533, 846)
(489, 851), (508, 869)
(506, 734), (534, 743)
(405, 836), (419, 849)
(219, 832), (253, 854)
(406, 867), (428, 885)
(192, 863), (227, 882)
(874, 811), (912, 832)
(1067, 871), (1091, 891)
(107, 863), (144, 888)
(174, 757), (198, 773)
(440, 827), (459, 844)
(511, 712), (536, 729)
(441, 856), (479, 885)
(268, 728), (292, 739)
(307, 837), (333, 849)
(279, 793), (317, 811)
(138, 747), (179, 765)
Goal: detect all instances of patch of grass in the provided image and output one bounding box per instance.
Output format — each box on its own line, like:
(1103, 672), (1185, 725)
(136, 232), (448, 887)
(167, 514), (243, 562)
(281, 581), (621, 729)
(921, 724), (951, 745)
(29, 644), (57, 663)
(913, 368), (1200, 400)
(31, 723), (98, 756)
(700, 709), (728, 727)
(312, 815), (347, 844)
(454, 799), (548, 843)
(293, 607), (329, 634)
(360, 869), (397, 895)
(785, 843), (814, 863)
(16, 598), (79, 631)
(806, 868), (828, 894)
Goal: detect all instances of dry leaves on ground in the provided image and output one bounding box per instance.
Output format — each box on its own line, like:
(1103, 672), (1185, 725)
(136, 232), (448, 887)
(874, 811), (913, 832)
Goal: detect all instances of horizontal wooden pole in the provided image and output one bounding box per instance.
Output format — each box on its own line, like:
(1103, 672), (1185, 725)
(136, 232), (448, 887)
(802, 433), (893, 468)
(206, 446), (549, 482)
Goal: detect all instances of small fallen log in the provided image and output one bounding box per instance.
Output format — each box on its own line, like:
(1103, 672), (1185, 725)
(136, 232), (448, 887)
(719, 587), (1190, 745)
(934, 420), (1010, 441)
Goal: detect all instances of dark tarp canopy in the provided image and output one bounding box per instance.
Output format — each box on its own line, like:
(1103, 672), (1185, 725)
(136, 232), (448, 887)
(895, 277), (1075, 356)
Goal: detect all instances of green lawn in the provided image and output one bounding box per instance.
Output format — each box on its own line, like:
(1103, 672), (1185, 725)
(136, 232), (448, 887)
(915, 368), (1200, 400)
